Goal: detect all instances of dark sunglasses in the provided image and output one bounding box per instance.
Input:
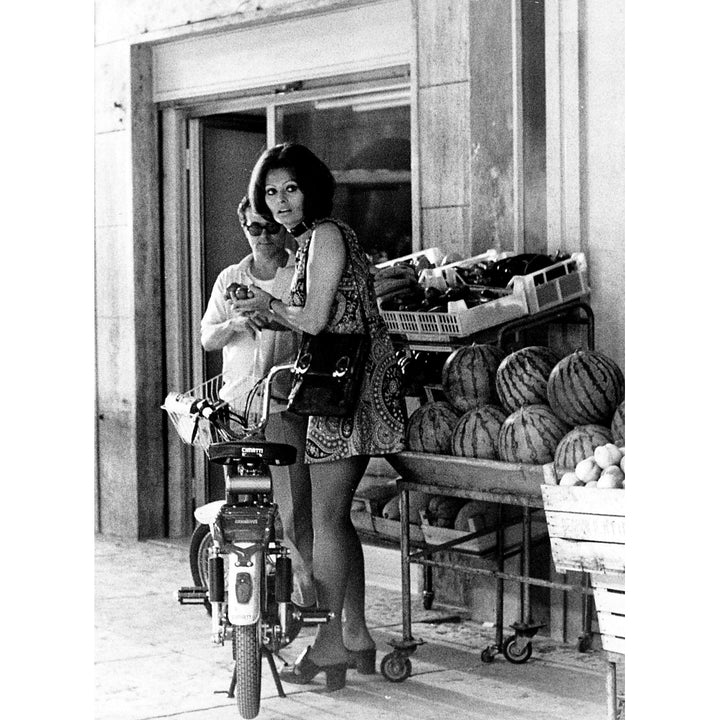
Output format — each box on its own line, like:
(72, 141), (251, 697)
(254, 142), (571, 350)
(244, 221), (283, 237)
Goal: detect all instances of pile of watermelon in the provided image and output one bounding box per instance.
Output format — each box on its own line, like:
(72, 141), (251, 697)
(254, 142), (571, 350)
(405, 344), (625, 477)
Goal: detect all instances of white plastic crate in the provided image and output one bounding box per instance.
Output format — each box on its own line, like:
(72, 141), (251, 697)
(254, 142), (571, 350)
(380, 279), (528, 341)
(375, 247), (445, 269)
(518, 253), (590, 314)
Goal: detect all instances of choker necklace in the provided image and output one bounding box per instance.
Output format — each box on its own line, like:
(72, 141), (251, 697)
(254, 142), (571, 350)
(289, 220), (310, 237)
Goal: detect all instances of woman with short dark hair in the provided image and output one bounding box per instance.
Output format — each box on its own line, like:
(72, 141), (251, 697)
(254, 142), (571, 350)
(238, 142), (406, 690)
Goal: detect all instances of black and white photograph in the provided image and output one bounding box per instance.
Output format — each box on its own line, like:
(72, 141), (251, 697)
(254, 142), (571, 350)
(8, 0), (712, 718)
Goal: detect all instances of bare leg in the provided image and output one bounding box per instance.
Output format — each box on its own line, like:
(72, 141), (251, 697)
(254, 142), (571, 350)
(307, 454), (372, 666)
(266, 411), (315, 606)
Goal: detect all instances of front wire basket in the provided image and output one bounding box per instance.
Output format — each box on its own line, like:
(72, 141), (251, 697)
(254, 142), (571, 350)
(163, 373), (265, 456)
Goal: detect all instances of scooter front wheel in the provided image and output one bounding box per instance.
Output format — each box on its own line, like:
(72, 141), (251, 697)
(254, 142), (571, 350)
(233, 622), (262, 719)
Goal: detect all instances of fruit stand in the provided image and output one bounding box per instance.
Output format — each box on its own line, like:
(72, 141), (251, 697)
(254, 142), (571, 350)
(361, 246), (625, 688)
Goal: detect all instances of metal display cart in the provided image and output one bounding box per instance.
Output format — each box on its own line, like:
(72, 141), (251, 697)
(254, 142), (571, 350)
(374, 299), (598, 682)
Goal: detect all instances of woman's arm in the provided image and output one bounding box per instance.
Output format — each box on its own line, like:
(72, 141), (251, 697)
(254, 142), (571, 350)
(243, 223), (347, 336)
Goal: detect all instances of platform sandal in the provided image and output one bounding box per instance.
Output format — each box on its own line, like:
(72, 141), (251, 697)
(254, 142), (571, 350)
(279, 646), (348, 691)
(345, 647), (377, 675)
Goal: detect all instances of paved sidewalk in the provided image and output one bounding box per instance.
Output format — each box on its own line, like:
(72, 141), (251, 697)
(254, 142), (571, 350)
(95, 535), (618, 720)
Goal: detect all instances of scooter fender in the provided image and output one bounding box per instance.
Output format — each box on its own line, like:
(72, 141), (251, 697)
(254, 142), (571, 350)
(227, 545), (263, 625)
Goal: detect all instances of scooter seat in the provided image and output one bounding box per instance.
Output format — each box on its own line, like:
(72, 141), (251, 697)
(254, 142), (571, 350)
(208, 440), (297, 466)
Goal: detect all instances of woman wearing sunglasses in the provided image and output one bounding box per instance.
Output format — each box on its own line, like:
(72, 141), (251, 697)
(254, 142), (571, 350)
(235, 143), (407, 690)
(200, 195), (315, 610)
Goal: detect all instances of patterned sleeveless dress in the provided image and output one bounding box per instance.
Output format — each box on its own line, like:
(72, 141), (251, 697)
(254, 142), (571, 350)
(289, 218), (407, 463)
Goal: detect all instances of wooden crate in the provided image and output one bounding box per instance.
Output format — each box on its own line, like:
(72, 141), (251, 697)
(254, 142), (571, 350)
(541, 484), (625, 574)
(591, 572), (625, 655)
(541, 483), (626, 656)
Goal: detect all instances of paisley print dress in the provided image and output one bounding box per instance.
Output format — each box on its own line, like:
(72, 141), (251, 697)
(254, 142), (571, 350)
(290, 218), (407, 463)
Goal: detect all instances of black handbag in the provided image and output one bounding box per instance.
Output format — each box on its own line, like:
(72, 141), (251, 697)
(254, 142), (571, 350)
(286, 331), (369, 417)
(287, 236), (370, 417)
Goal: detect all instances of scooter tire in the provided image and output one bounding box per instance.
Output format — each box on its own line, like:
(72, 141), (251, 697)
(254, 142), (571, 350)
(189, 524), (213, 615)
(234, 622), (262, 719)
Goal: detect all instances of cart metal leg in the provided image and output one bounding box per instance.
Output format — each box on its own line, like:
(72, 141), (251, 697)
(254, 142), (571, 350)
(606, 657), (617, 720)
(380, 485), (422, 682)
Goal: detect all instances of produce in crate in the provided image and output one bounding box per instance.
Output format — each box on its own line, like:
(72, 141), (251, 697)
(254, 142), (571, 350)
(554, 424), (614, 473)
(450, 404), (507, 459)
(611, 400), (625, 445)
(575, 457), (602, 483)
(381, 495), (401, 520)
(497, 404), (570, 464)
(376, 491), (430, 523)
(547, 350), (625, 426)
(557, 442), (626, 489)
(441, 343), (505, 413)
(406, 401), (460, 454)
(598, 465), (624, 489)
(559, 471), (584, 486)
(426, 495), (465, 528)
(594, 443), (623, 469)
(374, 262), (424, 310)
(495, 345), (560, 412)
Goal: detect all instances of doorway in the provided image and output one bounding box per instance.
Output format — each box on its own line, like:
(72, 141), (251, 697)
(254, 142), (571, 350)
(163, 77), (413, 529)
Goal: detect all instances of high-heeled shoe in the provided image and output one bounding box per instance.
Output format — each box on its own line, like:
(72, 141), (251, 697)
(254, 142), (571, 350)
(279, 646), (348, 691)
(345, 647), (377, 675)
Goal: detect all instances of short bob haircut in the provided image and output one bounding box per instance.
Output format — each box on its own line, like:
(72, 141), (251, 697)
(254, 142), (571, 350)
(249, 143), (336, 224)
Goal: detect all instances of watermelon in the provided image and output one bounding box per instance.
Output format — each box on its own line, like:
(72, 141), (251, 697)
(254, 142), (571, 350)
(547, 350), (625, 426)
(453, 500), (498, 534)
(611, 400), (625, 446)
(495, 345), (560, 412)
(450, 404), (507, 459)
(497, 404), (570, 464)
(406, 401), (460, 454)
(441, 343), (505, 413)
(554, 424), (614, 473)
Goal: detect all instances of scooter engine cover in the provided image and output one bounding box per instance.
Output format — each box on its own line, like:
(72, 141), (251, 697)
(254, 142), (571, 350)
(220, 504), (275, 544)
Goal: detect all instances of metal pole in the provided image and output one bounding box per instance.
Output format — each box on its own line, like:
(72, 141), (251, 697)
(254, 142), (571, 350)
(495, 504), (504, 648)
(522, 506), (531, 623)
(399, 486), (413, 641)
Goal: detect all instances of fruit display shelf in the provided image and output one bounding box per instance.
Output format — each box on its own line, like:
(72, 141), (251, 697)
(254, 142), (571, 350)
(387, 451), (547, 506)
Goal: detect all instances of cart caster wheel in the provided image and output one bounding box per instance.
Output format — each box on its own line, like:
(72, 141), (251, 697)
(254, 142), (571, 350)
(502, 636), (532, 664)
(381, 652), (412, 682)
(422, 592), (434, 610)
(480, 647), (495, 663)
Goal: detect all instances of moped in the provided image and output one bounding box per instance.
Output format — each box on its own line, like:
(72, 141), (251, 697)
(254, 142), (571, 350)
(163, 364), (331, 718)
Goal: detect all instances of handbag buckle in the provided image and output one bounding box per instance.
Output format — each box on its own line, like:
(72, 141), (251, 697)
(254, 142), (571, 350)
(296, 352), (312, 374)
(333, 355), (351, 378)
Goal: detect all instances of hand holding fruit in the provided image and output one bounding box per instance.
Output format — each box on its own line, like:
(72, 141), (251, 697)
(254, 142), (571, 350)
(229, 283), (275, 314)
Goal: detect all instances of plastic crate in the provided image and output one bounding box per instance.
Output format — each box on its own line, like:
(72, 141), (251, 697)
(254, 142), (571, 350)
(380, 278), (528, 341)
(518, 253), (590, 314)
(375, 247), (445, 269)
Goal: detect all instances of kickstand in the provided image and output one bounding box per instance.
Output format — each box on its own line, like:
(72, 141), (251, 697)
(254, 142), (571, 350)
(220, 649), (286, 700)
(264, 648), (286, 698)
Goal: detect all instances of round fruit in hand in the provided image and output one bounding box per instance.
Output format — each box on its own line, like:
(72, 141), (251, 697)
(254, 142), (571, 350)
(575, 457), (601, 483)
(224, 282), (241, 300)
(593, 443), (623, 469)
